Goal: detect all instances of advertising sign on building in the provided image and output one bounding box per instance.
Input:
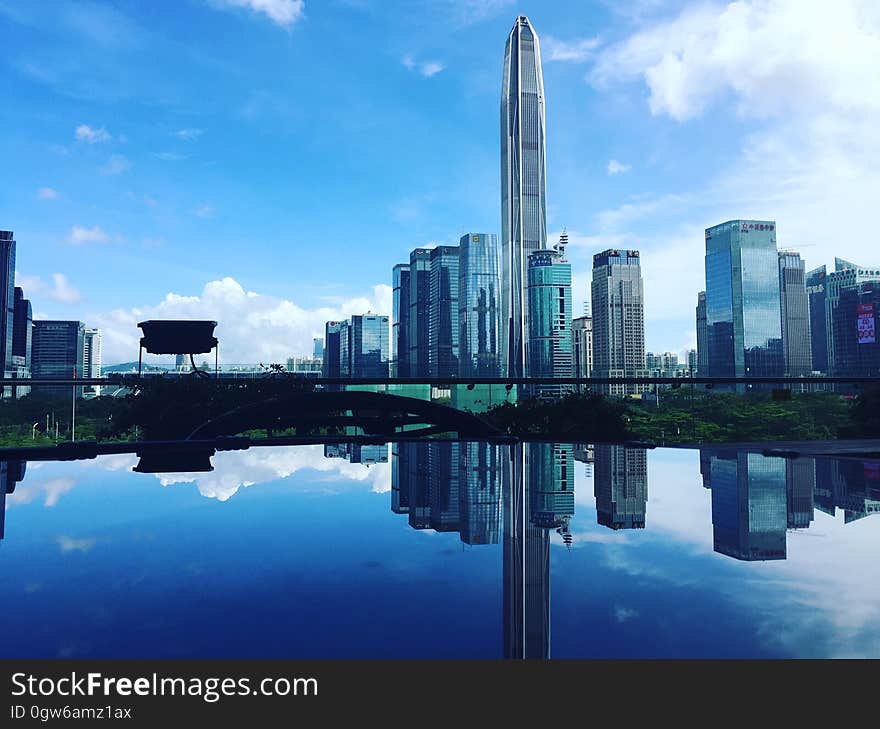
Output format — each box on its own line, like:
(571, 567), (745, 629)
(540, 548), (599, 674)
(857, 303), (876, 344)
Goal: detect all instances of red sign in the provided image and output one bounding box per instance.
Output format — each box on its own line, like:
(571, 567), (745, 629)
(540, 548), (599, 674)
(858, 303), (876, 344)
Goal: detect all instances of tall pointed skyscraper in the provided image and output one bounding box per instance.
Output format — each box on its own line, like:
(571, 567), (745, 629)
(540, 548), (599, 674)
(501, 15), (547, 377)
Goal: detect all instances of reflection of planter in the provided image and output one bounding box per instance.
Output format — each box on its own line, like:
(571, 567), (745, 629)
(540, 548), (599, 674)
(138, 320), (218, 355)
(133, 447), (215, 474)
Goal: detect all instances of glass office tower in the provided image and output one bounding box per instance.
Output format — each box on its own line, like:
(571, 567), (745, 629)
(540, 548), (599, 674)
(696, 291), (708, 374)
(31, 320), (85, 398)
(392, 263), (410, 378)
(805, 265), (827, 373)
(408, 248), (432, 378)
(527, 248), (573, 396)
(778, 251), (812, 376)
(428, 245), (460, 378)
(459, 233), (501, 377)
(823, 258), (880, 374)
(347, 314), (389, 378)
(501, 15), (547, 377)
(0, 231), (16, 396)
(704, 220), (783, 379)
(323, 321), (344, 378)
(591, 249), (647, 395)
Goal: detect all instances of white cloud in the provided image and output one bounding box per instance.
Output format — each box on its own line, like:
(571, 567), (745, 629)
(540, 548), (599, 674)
(67, 225), (110, 245)
(56, 536), (97, 553)
(74, 124), (112, 143)
(89, 276), (392, 364)
(101, 154), (130, 175)
(155, 151), (187, 161)
(7, 478), (76, 507)
(543, 35), (601, 63)
(17, 272), (83, 304)
(195, 203), (214, 218)
(606, 159), (631, 175)
(614, 606), (639, 623)
(37, 186), (58, 200)
(214, 0), (305, 27)
(173, 128), (204, 141)
(446, 0), (514, 25)
(402, 55), (446, 78)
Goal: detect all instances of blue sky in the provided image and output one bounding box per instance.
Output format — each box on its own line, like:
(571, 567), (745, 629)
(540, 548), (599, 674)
(2, 0), (878, 363)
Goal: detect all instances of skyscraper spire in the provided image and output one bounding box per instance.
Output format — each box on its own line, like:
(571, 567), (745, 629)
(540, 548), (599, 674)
(501, 15), (547, 377)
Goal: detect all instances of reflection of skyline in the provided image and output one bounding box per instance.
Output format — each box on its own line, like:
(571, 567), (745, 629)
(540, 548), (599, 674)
(0, 460), (27, 541)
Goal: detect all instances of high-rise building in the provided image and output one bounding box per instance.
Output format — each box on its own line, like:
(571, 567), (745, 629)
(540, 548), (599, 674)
(428, 245), (460, 377)
(12, 286), (32, 398)
(824, 258), (880, 374)
(830, 281), (880, 377)
(0, 231), (16, 396)
(82, 328), (102, 397)
(501, 15), (547, 378)
(591, 249), (647, 395)
(459, 233), (501, 377)
(686, 348), (698, 372)
(408, 248), (432, 378)
(346, 314), (389, 378)
(704, 220), (783, 380)
(527, 246), (573, 396)
(806, 265), (827, 372)
(323, 321), (345, 379)
(777, 251), (812, 376)
(696, 290), (708, 374)
(572, 315), (593, 391)
(708, 451), (787, 561)
(32, 320), (85, 398)
(392, 263), (410, 378)
(312, 337), (324, 360)
(594, 445), (648, 530)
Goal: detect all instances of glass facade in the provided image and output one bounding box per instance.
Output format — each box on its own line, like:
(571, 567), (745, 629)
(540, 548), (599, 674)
(458, 441), (502, 545)
(459, 233), (501, 377)
(392, 263), (410, 378)
(428, 246), (460, 377)
(823, 259), (880, 374)
(571, 315), (592, 390)
(831, 282), (880, 377)
(696, 291), (708, 374)
(347, 314), (389, 378)
(527, 249), (573, 396)
(407, 248), (431, 378)
(805, 265), (827, 372)
(0, 231), (16, 392)
(322, 321), (344, 378)
(778, 251), (812, 376)
(704, 220), (783, 379)
(501, 15), (547, 377)
(591, 249), (646, 395)
(31, 320), (85, 398)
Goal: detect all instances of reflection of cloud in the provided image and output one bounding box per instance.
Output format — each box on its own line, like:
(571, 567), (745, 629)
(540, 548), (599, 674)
(131, 444), (392, 501)
(56, 536), (96, 553)
(614, 606), (639, 623)
(6, 478), (75, 508)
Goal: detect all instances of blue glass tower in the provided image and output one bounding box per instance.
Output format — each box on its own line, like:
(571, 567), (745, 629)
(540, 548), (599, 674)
(527, 247), (573, 396)
(459, 233), (501, 377)
(347, 314), (389, 378)
(704, 220), (783, 379)
(501, 16), (547, 378)
(806, 265), (828, 372)
(428, 245), (460, 377)
(594, 445), (648, 530)
(0, 231), (16, 395)
(392, 263), (410, 378)
(408, 248), (432, 378)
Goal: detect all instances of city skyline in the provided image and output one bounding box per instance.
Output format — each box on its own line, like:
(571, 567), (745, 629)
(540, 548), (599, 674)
(2, 1), (879, 365)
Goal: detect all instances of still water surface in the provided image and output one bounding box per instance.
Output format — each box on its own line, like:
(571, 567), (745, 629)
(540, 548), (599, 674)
(1, 442), (878, 658)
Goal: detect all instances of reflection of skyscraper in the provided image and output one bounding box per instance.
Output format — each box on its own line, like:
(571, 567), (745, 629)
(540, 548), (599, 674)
(391, 443), (408, 515)
(0, 460), (26, 541)
(501, 15), (547, 377)
(709, 451), (787, 561)
(705, 221), (783, 381)
(594, 445), (648, 530)
(786, 458), (815, 529)
(428, 441), (460, 532)
(458, 441), (502, 545)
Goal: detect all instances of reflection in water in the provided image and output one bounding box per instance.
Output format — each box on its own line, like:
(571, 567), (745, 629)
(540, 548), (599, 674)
(0, 460), (26, 540)
(594, 445), (648, 530)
